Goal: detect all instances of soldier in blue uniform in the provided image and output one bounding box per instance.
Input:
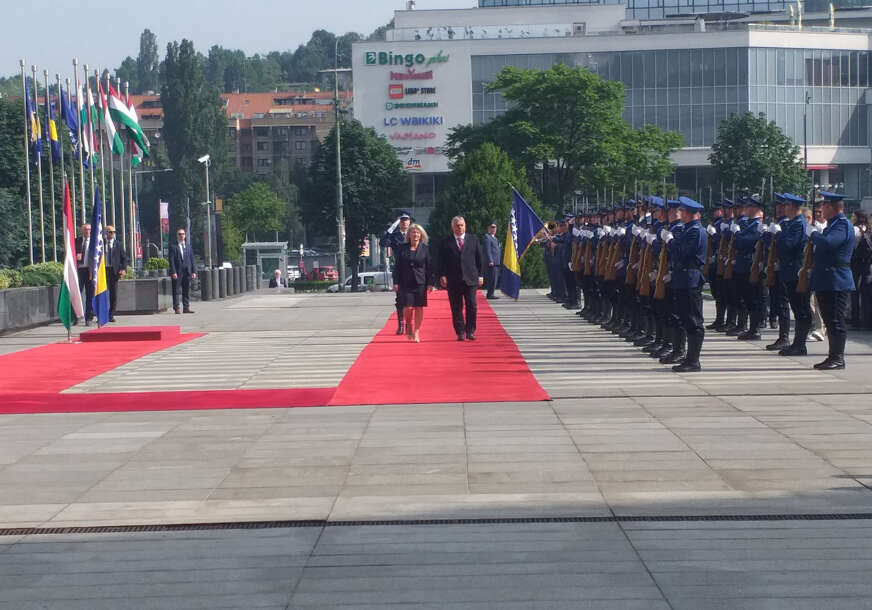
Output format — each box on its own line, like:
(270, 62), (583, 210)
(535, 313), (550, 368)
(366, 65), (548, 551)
(381, 210), (412, 335)
(731, 196), (766, 340)
(664, 196), (707, 372)
(705, 201), (725, 331)
(771, 192), (811, 356)
(808, 191), (856, 369)
(724, 199), (749, 336)
(556, 214), (580, 309)
(645, 197), (670, 357)
(658, 199), (687, 364)
(764, 194), (792, 351)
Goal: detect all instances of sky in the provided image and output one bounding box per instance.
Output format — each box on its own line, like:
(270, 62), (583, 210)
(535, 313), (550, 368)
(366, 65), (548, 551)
(3, 0), (475, 81)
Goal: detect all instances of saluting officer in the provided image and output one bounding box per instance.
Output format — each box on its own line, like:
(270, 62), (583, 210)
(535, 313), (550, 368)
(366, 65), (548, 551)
(381, 210), (412, 335)
(664, 196), (707, 372)
(807, 191), (856, 369)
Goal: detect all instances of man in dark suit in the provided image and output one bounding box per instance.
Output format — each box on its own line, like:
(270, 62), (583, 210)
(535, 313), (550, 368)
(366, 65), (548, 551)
(74, 223), (94, 324)
(438, 216), (484, 340)
(104, 225), (129, 323)
(484, 222), (501, 299)
(168, 227), (197, 314)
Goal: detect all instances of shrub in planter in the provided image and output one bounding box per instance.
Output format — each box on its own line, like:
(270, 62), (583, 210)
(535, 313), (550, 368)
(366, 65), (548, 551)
(289, 280), (332, 292)
(20, 262), (64, 286)
(121, 265), (136, 279)
(0, 268), (23, 289)
(145, 257), (169, 271)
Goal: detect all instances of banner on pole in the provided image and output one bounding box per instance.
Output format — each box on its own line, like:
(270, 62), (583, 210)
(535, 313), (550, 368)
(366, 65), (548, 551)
(159, 200), (169, 257)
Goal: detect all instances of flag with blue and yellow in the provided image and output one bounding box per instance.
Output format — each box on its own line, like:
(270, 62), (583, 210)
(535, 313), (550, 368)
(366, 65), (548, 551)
(25, 81), (42, 161)
(501, 189), (545, 300)
(46, 88), (61, 162)
(88, 190), (110, 327)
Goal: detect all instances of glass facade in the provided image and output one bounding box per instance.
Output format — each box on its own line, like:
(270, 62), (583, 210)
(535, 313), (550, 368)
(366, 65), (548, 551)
(479, 0), (869, 19)
(472, 48), (872, 148)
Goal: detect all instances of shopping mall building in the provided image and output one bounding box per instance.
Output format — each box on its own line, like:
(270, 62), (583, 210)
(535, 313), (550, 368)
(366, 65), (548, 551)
(353, 0), (872, 222)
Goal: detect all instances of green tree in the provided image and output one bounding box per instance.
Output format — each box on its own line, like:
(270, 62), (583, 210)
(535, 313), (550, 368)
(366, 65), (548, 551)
(0, 98), (28, 267)
(160, 38), (228, 258)
(225, 182), (284, 240)
(430, 143), (547, 288)
(303, 119), (408, 289)
(619, 124), (684, 195)
(710, 112), (808, 197)
(115, 57), (139, 93)
(137, 29), (160, 93)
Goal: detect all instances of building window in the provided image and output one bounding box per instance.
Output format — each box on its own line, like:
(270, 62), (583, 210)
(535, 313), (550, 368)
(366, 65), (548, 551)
(257, 159), (271, 167)
(256, 141), (269, 151)
(293, 126), (308, 136)
(295, 141), (306, 151)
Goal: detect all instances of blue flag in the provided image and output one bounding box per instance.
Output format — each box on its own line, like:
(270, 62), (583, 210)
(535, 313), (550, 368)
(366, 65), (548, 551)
(25, 81), (42, 162)
(46, 89), (61, 163)
(500, 189), (545, 300)
(89, 190), (111, 327)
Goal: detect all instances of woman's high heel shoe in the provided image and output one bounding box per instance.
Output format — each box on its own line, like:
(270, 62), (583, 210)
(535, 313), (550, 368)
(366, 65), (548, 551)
(414, 331), (420, 343)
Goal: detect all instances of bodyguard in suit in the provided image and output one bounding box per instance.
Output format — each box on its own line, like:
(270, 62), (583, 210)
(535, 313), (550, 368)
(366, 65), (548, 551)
(438, 216), (484, 340)
(381, 210), (412, 334)
(74, 223), (94, 324)
(665, 197), (707, 372)
(104, 225), (129, 323)
(168, 227), (197, 314)
(484, 222), (501, 299)
(807, 191), (856, 369)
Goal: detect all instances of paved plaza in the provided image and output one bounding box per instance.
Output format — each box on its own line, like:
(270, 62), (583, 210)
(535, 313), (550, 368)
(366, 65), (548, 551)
(2, 289), (872, 608)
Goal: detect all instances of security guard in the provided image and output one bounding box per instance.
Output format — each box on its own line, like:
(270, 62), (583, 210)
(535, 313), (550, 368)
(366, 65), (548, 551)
(664, 196), (707, 372)
(380, 210), (412, 335)
(772, 192), (811, 356)
(807, 191), (856, 369)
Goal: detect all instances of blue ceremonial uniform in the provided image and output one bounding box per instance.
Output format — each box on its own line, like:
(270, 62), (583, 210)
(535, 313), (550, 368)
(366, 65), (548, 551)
(733, 217), (762, 275)
(776, 214), (807, 284)
(810, 213), (856, 292)
(669, 219), (706, 290)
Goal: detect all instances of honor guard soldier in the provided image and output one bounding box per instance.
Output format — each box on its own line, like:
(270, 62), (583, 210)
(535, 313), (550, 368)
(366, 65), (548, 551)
(705, 202), (726, 330)
(646, 197), (672, 358)
(381, 210), (412, 335)
(772, 192), (812, 356)
(807, 191), (856, 369)
(555, 214), (580, 309)
(731, 197), (766, 339)
(724, 199), (750, 336)
(657, 199), (687, 364)
(664, 196), (707, 372)
(764, 194), (793, 351)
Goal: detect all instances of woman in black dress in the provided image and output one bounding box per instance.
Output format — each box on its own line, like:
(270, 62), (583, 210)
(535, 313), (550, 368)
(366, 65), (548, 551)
(393, 224), (432, 342)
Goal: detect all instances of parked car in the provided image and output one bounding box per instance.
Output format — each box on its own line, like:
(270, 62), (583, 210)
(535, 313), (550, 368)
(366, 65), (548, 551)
(286, 267), (301, 281)
(327, 272), (392, 293)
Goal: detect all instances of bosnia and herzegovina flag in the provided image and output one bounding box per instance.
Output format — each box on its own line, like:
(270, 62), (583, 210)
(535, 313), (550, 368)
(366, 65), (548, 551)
(88, 190), (110, 327)
(46, 88), (61, 162)
(58, 180), (84, 330)
(501, 189), (545, 300)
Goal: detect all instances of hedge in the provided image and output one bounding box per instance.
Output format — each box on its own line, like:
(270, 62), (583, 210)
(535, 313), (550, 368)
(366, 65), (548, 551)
(0, 268), (23, 290)
(146, 257), (169, 270)
(290, 280), (332, 292)
(20, 262), (64, 287)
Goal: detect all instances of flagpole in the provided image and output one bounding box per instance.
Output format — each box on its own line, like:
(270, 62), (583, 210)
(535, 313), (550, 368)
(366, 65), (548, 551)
(62, 76), (76, 235)
(84, 64), (96, 223)
(31, 65), (46, 263)
(44, 70), (58, 262)
(73, 59), (87, 226)
(117, 77), (127, 251)
(105, 72), (116, 229)
(125, 81), (135, 271)
(95, 69), (106, 221)
(20, 60), (34, 265)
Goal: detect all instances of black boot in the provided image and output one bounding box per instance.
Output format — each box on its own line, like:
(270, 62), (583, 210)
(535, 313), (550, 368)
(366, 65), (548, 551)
(780, 321), (809, 356)
(673, 332), (703, 372)
(644, 320), (665, 353)
(766, 326), (790, 351)
(396, 309), (405, 335)
(660, 328), (686, 364)
(706, 301), (726, 330)
(722, 304), (737, 334)
(814, 333), (846, 370)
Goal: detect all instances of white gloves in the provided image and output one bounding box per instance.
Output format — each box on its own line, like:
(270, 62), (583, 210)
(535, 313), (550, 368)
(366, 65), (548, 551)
(388, 218), (400, 232)
(768, 223), (782, 234)
(584, 230), (594, 239)
(709, 256), (717, 264)
(805, 223), (819, 237)
(572, 228), (582, 237)
(632, 225), (641, 236)
(603, 225), (613, 235)
(660, 228), (673, 242)
(730, 223), (741, 234)
(617, 227), (626, 237)
(756, 222), (765, 234)
(615, 260), (625, 270)
(664, 272), (672, 283)
(815, 221), (827, 231)
(663, 231), (674, 243)
(855, 225), (861, 238)
(596, 228), (604, 238)
(649, 271), (656, 281)
(645, 233), (656, 245)
(706, 224), (716, 236)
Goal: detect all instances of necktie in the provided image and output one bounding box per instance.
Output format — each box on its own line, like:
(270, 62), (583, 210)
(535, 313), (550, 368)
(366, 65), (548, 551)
(457, 236), (463, 250)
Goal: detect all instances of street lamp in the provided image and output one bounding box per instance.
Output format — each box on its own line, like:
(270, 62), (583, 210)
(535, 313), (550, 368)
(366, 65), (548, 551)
(320, 41), (352, 292)
(197, 155), (212, 269)
(803, 90), (811, 200)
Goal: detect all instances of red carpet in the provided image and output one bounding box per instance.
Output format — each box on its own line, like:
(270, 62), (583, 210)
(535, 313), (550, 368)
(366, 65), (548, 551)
(329, 291), (549, 405)
(0, 296), (547, 415)
(0, 328), (203, 394)
(0, 388), (336, 415)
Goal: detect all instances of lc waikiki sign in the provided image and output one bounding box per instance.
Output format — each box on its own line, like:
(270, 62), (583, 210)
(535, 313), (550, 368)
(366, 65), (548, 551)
(366, 50), (450, 68)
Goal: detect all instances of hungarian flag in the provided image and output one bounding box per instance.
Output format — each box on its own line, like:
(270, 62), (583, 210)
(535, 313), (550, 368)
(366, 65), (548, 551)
(109, 86), (149, 159)
(58, 181), (84, 329)
(78, 85), (97, 164)
(98, 82), (123, 155)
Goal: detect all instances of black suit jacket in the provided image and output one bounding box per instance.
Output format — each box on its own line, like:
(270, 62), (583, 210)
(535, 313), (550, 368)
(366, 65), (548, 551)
(438, 234), (483, 287)
(74, 236), (93, 271)
(393, 243), (432, 289)
(105, 240), (129, 274)
(168, 241), (197, 277)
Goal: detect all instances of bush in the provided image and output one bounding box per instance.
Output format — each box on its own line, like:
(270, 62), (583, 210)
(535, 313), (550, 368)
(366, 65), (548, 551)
(146, 257), (169, 270)
(20, 262), (64, 287)
(290, 280), (332, 292)
(121, 265), (136, 279)
(0, 268), (22, 290)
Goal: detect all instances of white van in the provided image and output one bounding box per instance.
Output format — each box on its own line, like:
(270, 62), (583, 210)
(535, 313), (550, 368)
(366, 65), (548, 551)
(327, 271), (393, 293)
